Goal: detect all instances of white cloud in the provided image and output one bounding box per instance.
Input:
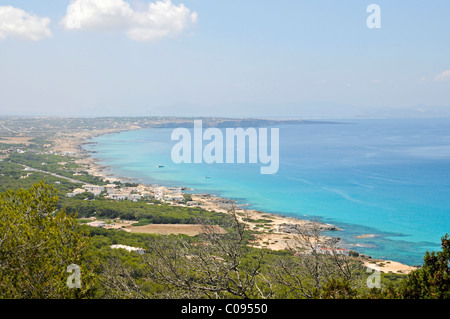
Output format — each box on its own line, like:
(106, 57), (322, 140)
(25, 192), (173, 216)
(0, 6), (52, 41)
(63, 0), (134, 31)
(434, 70), (450, 82)
(62, 0), (197, 41)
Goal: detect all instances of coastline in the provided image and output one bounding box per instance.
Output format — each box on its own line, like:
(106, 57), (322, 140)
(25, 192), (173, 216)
(51, 125), (142, 183)
(53, 125), (418, 274)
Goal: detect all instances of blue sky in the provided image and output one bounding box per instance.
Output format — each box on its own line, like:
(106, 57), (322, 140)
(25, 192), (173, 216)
(0, 0), (449, 118)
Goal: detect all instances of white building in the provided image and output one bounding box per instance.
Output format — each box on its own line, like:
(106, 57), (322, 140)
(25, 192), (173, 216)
(128, 194), (142, 201)
(140, 191), (153, 198)
(86, 221), (107, 228)
(110, 244), (146, 255)
(154, 187), (165, 201)
(66, 188), (86, 197)
(83, 185), (104, 196)
(108, 194), (128, 201)
(164, 194), (184, 202)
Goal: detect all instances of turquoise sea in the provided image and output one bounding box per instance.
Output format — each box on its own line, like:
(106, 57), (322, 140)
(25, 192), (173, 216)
(84, 118), (450, 265)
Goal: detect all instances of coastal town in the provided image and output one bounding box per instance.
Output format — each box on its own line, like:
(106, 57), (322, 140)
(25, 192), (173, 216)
(67, 183), (187, 203)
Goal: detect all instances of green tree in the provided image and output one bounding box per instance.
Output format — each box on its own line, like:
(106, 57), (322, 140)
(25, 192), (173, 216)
(398, 234), (450, 299)
(0, 182), (96, 298)
(321, 278), (357, 299)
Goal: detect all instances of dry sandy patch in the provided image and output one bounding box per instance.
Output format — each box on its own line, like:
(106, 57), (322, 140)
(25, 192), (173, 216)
(0, 137), (34, 145)
(126, 224), (226, 236)
(364, 259), (418, 275)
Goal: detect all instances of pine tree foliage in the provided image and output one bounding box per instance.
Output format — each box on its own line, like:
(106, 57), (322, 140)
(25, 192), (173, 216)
(0, 182), (96, 298)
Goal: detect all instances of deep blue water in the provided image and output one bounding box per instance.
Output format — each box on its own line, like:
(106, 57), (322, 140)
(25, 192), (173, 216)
(84, 118), (450, 265)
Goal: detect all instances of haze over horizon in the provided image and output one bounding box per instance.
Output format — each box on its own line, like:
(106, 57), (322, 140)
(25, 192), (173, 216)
(0, 0), (449, 118)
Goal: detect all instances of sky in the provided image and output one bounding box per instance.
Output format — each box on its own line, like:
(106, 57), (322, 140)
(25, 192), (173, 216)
(0, 0), (449, 118)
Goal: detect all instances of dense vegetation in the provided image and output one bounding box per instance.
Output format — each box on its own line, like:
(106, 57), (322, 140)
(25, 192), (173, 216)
(1, 183), (449, 299)
(61, 197), (230, 225)
(0, 182), (96, 298)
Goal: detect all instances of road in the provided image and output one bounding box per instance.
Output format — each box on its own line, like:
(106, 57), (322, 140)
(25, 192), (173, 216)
(18, 163), (94, 186)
